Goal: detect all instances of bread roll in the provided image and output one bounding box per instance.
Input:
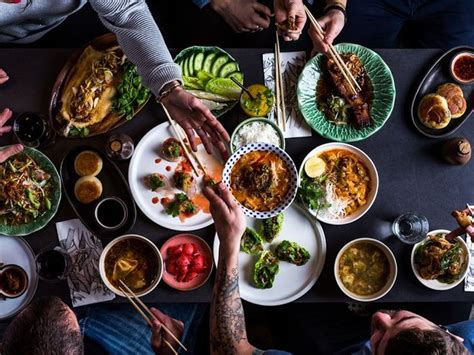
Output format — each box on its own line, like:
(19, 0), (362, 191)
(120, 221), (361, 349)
(74, 150), (103, 177)
(74, 176), (103, 204)
(417, 94), (451, 129)
(436, 83), (467, 119)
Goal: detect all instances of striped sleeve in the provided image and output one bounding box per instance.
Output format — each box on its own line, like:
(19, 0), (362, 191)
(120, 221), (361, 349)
(192, 0), (210, 8)
(89, 0), (181, 97)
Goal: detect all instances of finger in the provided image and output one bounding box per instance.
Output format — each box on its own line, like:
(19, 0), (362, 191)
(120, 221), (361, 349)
(0, 144), (23, 164)
(0, 108), (13, 126)
(324, 21), (340, 45)
(308, 27), (328, 54)
(150, 320), (163, 349)
(203, 122), (228, 159)
(216, 182), (238, 209)
(251, 13), (270, 29)
(294, 14), (306, 32)
(182, 127), (198, 152)
(253, 3), (272, 18)
(0, 126), (12, 135)
(203, 185), (231, 215)
(0, 68), (7, 78)
(195, 127), (213, 154)
(205, 117), (230, 142)
(0, 76), (8, 85)
(150, 308), (172, 325)
(283, 35), (293, 41)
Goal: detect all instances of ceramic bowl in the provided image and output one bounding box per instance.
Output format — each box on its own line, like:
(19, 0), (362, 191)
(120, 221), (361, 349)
(230, 117), (285, 153)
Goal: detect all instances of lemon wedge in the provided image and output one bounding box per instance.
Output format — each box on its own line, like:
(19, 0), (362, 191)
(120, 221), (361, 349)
(304, 156), (326, 178)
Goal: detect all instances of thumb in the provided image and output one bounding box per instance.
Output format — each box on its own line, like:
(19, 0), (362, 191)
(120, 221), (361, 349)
(324, 21), (338, 45)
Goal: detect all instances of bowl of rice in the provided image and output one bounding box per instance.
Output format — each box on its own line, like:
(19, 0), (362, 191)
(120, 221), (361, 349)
(231, 117), (285, 153)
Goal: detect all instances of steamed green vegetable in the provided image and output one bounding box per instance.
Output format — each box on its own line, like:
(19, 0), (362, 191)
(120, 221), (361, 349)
(253, 251), (279, 289)
(275, 240), (310, 266)
(241, 227), (264, 255)
(261, 213), (284, 243)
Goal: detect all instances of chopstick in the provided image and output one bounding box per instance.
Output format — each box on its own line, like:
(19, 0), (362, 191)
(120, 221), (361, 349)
(274, 44), (281, 129)
(161, 103), (203, 176)
(275, 31), (287, 132)
(304, 6), (361, 94)
(119, 280), (188, 353)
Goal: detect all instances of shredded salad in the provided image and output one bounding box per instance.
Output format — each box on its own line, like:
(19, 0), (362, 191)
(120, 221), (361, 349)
(0, 154), (53, 226)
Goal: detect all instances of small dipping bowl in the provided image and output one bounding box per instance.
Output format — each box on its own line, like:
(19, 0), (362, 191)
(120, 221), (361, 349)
(240, 84), (274, 117)
(231, 117), (285, 153)
(450, 52), (474, 84)
(94, 197), (128, 231)
(0, 264), (29, 299)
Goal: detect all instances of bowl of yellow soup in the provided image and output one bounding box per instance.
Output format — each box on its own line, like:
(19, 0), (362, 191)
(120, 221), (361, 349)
(334, 238), (397, 302)
(240, 84), (274, 117)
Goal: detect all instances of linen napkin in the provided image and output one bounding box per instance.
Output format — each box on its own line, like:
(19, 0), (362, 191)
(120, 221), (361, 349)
(464, 235), (474, 291)
(56, 219), (115, 307)
(262, 51), (312, 138)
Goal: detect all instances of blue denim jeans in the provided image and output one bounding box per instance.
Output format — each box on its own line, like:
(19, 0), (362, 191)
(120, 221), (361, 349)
(75, 303), (207, 355)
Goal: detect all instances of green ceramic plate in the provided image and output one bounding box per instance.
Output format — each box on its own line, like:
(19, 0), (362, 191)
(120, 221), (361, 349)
(297, 43), (396, 142)
(174, 46), (243, 118)
(0, 147), (61, 236)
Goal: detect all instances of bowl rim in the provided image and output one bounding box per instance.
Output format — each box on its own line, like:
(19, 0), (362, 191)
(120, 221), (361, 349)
(298, 142), (379, 225)
(0, 264), (29, 298)
(450, 51), (474, 84)
(99, 234), (163, 297)
(223, 142), (298, 219)
(334, 237), (398, 302)
(230, 117), (285, 153)
(410, 229), (471, 291)
(160, 233), (214, 291)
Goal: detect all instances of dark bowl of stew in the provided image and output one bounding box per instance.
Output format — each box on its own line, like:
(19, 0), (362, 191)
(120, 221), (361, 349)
(0, 264), (29, 299)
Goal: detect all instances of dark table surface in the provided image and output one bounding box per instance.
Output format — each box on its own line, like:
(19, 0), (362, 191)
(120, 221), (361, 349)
(0, 47), (473, 311)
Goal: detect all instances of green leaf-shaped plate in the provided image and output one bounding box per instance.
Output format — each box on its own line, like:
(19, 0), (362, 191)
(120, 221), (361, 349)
(297, 43), (396, 142)
(0, 147), (61, 236)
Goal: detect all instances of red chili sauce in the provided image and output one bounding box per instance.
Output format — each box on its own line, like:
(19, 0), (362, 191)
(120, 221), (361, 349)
(453, 55), (474, 81)
(152, 197), (159, 204)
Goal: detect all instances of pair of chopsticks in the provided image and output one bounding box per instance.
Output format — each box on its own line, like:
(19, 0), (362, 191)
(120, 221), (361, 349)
(118, 280), (187, 355)
(161, 103), (207, 177)
(304, 5), (361, 95)
(274, 32), (287, 132)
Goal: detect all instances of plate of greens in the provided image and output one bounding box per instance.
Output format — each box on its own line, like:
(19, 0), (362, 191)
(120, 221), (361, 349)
(0, 147), (61, 236)
(213, 203), (326, 306)
(297, 43), (395, 142)
(50, 33), (151, 138)
(174, 46), (244, 117)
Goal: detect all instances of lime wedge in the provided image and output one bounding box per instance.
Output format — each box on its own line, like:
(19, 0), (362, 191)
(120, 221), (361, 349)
(304, 156), (326, 178)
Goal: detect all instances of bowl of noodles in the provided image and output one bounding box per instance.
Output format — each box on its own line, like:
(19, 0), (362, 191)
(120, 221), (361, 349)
(298, 143), (378, 225)
(222, 143), (298, 219)
(99, 234), (163, 297)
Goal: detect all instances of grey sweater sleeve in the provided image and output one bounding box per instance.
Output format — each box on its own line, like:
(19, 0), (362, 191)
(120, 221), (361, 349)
(89, 0), (181, 97)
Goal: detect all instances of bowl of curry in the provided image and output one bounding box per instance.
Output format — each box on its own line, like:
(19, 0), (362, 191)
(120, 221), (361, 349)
(334, 238), (397, 302)
(222, 143), (298, 219)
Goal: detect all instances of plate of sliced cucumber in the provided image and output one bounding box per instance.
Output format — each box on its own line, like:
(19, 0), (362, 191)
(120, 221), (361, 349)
(175, 46), (244, 117)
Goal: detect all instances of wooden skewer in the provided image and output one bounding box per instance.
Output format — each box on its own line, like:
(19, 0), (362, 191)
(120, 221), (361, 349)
(275, 31), (287, 132)
(119, 280), (188, 352)
(274, 43), (281, 129)
(161, 103), (200, 176)
(304, 6), (361, 94)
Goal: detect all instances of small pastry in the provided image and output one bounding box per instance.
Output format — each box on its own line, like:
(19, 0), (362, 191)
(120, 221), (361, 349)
(417, 94), (451, 129)
(74, 151), (103, 176)
(436, 83), (467, 119)
(74, 176), (103, 204)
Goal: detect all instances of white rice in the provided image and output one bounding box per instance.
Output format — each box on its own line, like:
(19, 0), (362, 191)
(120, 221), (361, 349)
(233, 122), (281, 148)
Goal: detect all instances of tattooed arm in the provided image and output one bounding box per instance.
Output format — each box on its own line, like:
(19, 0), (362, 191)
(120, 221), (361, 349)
(204, 183), (256, 355)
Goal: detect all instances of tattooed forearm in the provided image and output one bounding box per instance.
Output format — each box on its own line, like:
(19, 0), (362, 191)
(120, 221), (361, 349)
(210, 257), (249, 355)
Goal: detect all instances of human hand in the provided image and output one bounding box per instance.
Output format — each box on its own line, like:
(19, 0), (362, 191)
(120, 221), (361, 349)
(210, 0), (272, 33)
(150, 307), (184, 355)
(0, 68), (8, 85)
(203, 182), (245, 256)
(161, 85), (230, 159)
(274, 0), (306, 41)
(309, 9), (345, 56)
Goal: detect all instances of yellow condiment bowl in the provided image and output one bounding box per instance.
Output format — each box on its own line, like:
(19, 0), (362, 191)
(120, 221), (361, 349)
(240, 84), (274, 117)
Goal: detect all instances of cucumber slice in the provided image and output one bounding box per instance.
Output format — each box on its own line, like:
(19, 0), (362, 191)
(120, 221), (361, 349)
(205, 78), (241, 100)
(219, 62), (238, 78)
(228, 71), (244, 83)
(182, 57), (190, 77)
(188, 53), (196, 77)
(194, 52), (205, 72)
(211, 55), (230, 77)
(203, 52), (216, 73)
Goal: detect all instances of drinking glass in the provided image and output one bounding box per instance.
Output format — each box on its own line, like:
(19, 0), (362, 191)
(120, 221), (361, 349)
(13, 112), (55, 148)
(35, 247), (71, 282)
(392, 212), (429, 244)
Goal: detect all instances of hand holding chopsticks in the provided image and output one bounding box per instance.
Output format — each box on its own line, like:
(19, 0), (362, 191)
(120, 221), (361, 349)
(118, 280), (187, 354)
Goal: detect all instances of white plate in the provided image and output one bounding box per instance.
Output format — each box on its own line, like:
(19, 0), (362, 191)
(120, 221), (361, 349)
(213, 203), (326, 306)
(0, 235), (39, 320)
(299, 142), (379, 225)
(129, 122), (222, 231)
(411, 229), (470, 291)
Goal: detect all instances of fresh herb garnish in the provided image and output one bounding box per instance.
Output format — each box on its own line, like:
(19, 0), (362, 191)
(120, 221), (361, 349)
(69, 126), (90, 137)
(165, 193), (197, 217)
(149, 174), (165, 190)
(298, 173), (329, 212)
